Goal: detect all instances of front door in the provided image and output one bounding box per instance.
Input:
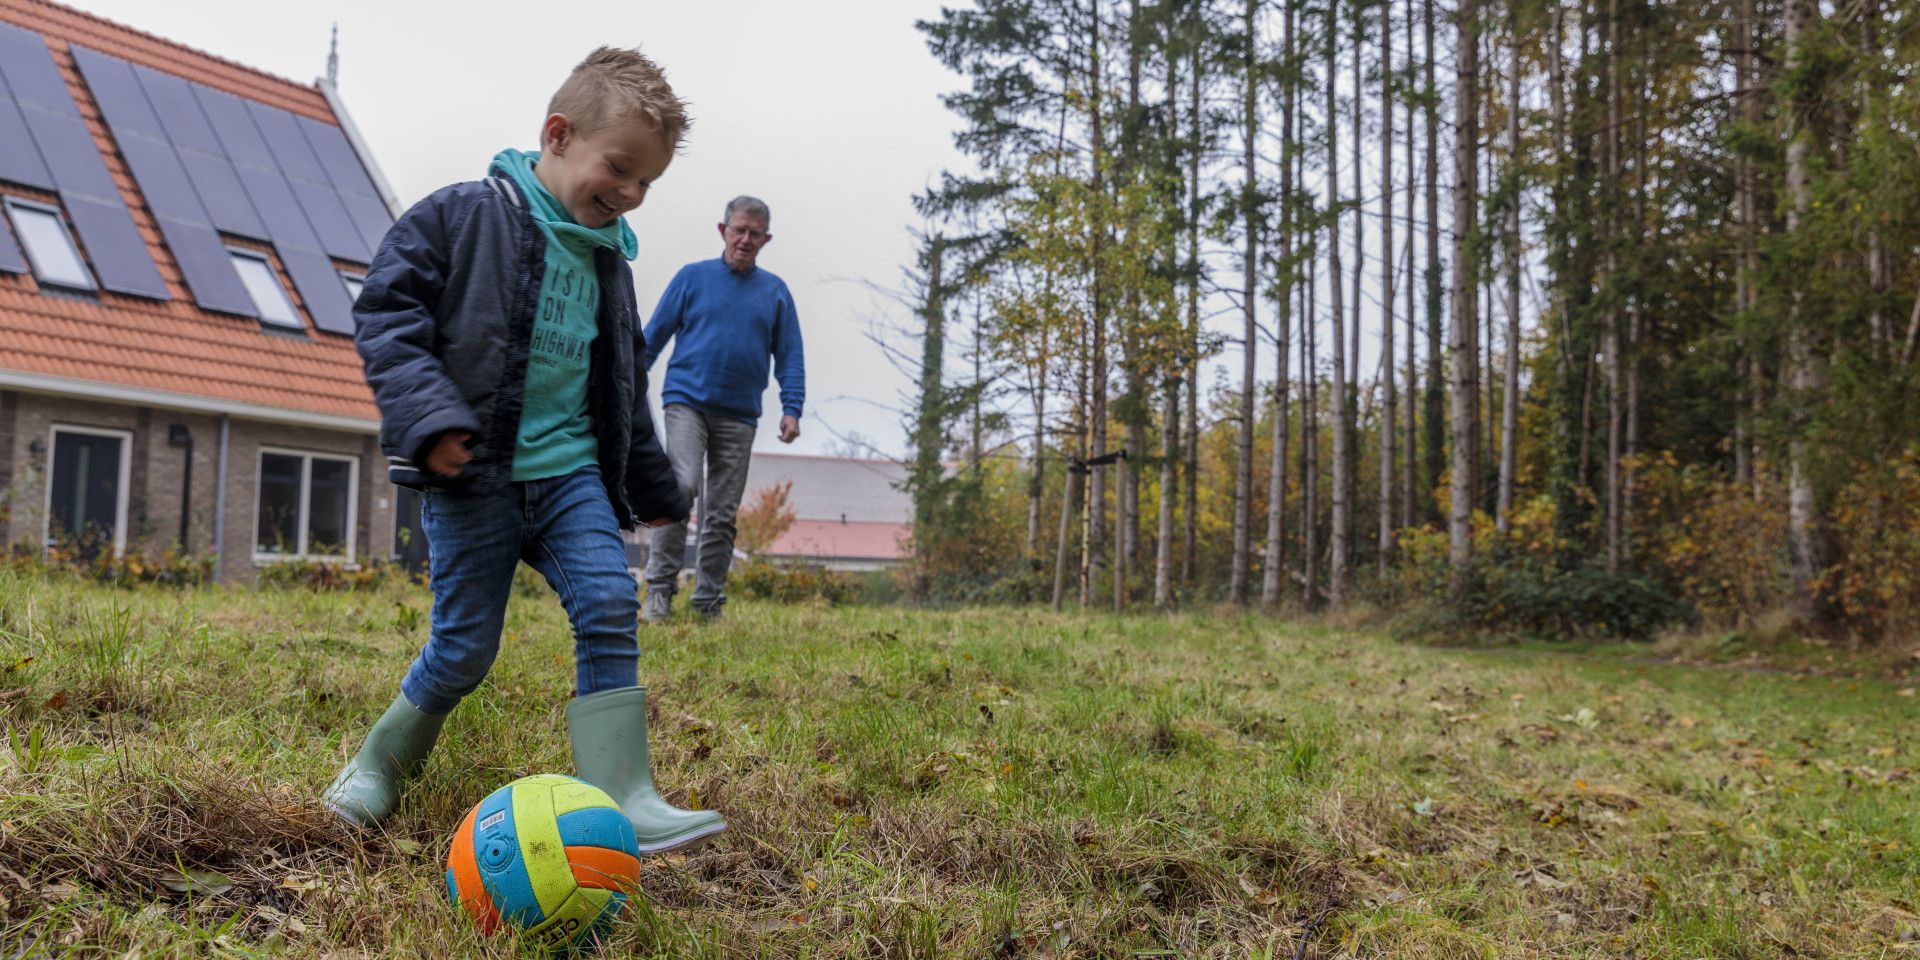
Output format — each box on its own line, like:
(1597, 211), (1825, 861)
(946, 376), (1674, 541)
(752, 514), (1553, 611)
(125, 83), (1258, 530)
(47, 430), (124, 558)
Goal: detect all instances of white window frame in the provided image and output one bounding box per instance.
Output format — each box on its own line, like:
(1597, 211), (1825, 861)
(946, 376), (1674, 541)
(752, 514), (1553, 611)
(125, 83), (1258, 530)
(226, 247), (303, 330)
(41, 424), (132, 558)
(4, 197), (96, 292)
(252, 446), (359, 562)
(339, 271), (365, 302)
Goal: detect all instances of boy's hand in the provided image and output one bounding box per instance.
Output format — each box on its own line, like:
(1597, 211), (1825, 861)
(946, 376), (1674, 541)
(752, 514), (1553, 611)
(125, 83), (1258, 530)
(778, 415), (800, 444)
(426, 431), (473, 476)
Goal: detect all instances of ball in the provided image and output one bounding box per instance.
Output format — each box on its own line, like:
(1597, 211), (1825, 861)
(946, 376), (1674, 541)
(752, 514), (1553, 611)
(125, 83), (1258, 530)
(445, 774), (642, 949)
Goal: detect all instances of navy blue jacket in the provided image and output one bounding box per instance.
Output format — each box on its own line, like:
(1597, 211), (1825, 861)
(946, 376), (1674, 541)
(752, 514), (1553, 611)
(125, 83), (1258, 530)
(352, 173), (688, 530)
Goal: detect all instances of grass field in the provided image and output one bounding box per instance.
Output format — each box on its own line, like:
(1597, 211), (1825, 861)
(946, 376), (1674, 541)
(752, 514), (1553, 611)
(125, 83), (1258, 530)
(0, 566), (1915, 958)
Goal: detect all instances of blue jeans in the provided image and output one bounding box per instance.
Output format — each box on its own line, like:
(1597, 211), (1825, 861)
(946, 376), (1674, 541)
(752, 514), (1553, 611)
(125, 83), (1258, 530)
(644, 404), (757, 612)
(400, 465), (639, 715)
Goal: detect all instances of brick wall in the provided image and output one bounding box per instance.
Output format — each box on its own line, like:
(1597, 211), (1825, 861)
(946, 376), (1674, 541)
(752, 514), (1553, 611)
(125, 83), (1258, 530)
(0, 392), (395, 582)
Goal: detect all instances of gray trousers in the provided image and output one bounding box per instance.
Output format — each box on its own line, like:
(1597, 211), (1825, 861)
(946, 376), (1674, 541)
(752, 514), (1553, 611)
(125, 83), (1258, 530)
(645, 404), (756, 611)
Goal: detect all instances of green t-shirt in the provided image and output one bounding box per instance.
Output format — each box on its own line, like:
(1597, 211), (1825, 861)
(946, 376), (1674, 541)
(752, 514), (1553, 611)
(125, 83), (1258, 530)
(492, 149), (638, 481)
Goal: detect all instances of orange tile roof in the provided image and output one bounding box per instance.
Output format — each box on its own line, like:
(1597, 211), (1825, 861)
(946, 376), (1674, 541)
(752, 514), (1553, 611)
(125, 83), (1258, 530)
(0, 0), (377, 422)
(766, 519), (909, 562)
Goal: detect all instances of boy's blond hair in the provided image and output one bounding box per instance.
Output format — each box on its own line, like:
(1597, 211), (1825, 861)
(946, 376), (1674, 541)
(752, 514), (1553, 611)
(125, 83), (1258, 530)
(547, 47), (691, 149)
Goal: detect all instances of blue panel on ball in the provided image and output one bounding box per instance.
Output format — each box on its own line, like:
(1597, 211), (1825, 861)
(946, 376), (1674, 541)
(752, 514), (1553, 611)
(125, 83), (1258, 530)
(583, 890), (627, 947)
(555, 805), (637, 853)
(471, 785), (546, 931)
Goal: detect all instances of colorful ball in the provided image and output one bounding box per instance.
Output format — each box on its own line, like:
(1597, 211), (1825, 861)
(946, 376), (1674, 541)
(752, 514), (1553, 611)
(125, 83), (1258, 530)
(445, 774), (642, 949)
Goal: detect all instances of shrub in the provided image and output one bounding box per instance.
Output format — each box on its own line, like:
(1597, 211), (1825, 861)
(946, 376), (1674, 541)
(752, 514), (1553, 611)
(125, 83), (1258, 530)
(1634, 452), (1791, 628)
(730, 559), (859, 605)
(14, 537), (214, 587)
(1816, 447), (1920, 644)
(256, 557), (405, 591)
(1397, 497), (1692, 642)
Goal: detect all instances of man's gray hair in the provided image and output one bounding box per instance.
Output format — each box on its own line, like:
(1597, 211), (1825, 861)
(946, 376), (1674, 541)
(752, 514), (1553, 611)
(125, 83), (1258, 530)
(723, 195), (770, 227)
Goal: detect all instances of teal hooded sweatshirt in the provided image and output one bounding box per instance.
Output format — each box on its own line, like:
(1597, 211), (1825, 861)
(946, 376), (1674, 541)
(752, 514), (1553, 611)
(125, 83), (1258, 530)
(493, 148), (640, 481)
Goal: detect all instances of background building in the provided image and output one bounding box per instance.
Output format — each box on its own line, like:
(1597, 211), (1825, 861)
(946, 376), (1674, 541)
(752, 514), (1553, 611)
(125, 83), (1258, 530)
(745, 453), (908, 571)
(0, 0), (405, 581)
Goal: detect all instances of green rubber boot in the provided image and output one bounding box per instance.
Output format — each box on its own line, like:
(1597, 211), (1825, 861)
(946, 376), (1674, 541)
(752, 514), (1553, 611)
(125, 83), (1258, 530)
(321, 694), (447, 828)
(567, 687), (727, 853)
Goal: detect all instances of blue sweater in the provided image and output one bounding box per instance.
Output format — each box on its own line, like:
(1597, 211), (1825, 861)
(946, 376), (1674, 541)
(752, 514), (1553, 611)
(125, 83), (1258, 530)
(643, 258), (804, 424)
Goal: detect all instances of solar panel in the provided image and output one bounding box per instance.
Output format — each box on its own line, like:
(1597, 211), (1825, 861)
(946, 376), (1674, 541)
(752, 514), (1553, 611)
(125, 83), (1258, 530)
(71, 48), (160, 136)
(133, 66), (221, 155)
(0, 207), (26, 274)
(0, 23), (76, 113)
(22, 110), (120, 203)
(296, 117), (381, 199)
(0, 95), (54, 191)
(194, 86), (275, 169)
(235, 165), (320, 250)
(248, 103), (368, 261)
(297, 117), (393, 252)
(64, 196), (168, 299)
(288, 176), (368, 261)
(0, 28), (168, 301)
(131, 67), (267, 240)
(246, 102), (327, 184)
(278, 244), (355, 335)
(156, 219), (256, 317)
(176, 149), (266, 240)
(113, 134), (200, 221)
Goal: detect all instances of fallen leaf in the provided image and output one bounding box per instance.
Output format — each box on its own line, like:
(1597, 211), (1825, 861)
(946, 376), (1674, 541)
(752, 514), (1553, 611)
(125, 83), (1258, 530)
(159, 867), (233, 897)
(1513, 866), (1572, 890)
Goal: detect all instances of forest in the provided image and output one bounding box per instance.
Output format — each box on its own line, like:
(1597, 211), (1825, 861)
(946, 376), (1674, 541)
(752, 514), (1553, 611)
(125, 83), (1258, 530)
(893, 0), (1920, 644)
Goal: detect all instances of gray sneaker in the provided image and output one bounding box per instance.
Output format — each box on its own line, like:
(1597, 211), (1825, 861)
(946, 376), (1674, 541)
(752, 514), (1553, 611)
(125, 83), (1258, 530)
(641, 589), (672, 622)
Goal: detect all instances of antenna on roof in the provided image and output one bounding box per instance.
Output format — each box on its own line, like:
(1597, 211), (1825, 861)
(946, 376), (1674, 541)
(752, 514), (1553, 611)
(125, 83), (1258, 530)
(326, 23), (339, 84)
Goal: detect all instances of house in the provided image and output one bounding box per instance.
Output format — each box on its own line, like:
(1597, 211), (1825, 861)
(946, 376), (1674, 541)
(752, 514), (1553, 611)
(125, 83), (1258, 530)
(0, 0), (415, 580)
(745, 453), (909, 571)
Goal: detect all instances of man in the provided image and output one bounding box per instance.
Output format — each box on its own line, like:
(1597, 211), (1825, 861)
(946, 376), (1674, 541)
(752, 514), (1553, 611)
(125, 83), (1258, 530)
(641, 195), (803, 619)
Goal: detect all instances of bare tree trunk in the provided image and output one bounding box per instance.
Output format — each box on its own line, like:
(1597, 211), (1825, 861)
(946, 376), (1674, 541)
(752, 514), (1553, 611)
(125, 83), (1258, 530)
(1603, 0), (1622, 573)
(1054, 316), (1088, 610)
(1625, 45), (1648, 563)
(1783, 0), (1829, 615)
(1051, 454), (1081, 611)
(1027, 363), (1046, 562)
(1264, 0), (1298, 609)
(1350, 0), (1366, 571)
(1081, 0), (1107, 608)
(1421, 0), (1445, 526)
(1327, 0), (1351, 607)
(1448, 0), (1480, 585)
(1863, 0), (1887, 359)
(1182, 31), (1201, 586)
(1403, 0), (1418, 530)
(1155, 10), (1187, 611)
(1733, 0), (1755, 489)
(1378, 0), (1397, 575)
(1497, 4), (1520, 534)
(1303, 231), (1320, 606)
(1231, 0), (1261, 606)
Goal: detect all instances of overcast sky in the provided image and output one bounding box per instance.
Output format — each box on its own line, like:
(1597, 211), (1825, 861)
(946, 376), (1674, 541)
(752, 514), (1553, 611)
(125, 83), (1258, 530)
(66, 0), (967, 458)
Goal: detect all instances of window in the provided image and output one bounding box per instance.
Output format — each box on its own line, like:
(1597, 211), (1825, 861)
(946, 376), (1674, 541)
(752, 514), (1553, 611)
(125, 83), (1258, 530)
(43, 426), (131, 559)
(255, 449), (357, 560)
(5, 199), (95, 291)
(228, 248), (302, 329)
(340, 272), (364, 302)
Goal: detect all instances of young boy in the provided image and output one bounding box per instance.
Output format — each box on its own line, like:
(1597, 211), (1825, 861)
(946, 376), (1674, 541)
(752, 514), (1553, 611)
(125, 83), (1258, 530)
(324, 48), (725, 853)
